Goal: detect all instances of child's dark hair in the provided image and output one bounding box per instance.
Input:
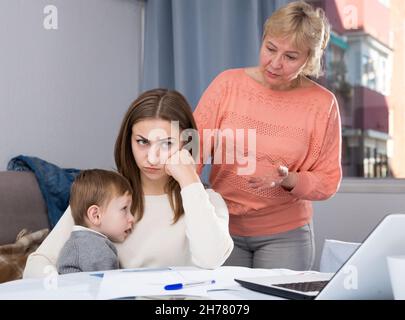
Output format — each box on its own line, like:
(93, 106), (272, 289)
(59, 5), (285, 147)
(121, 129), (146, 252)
(70, 169), (133, 226)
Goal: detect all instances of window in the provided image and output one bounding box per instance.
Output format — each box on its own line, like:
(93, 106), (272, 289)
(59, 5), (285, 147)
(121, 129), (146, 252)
(364, 147), (389, 178)
(362, 55), (377, 90)
(319, 0), (403, 179)
(378, 0), (390, 8)
(380, 58), (387, 94)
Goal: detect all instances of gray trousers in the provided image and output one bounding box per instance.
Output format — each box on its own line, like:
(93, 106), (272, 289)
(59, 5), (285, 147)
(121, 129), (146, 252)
(224, 222), (315, 271)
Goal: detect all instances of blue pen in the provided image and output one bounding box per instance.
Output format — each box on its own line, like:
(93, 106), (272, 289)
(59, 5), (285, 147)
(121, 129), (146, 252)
(164, 280), (216, 290)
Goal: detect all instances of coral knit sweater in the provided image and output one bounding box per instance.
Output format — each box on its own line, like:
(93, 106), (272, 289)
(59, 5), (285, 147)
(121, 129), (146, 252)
(194, 68), (342, 237)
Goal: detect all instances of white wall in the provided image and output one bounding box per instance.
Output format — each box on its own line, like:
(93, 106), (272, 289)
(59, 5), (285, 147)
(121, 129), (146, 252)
(312, 178), (405, 270)
(0, 0), (144, 170)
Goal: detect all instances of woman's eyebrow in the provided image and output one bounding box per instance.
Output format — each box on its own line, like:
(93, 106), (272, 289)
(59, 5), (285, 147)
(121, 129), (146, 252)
(267, 40), (277, 48)
(267, 40), (300, 55)
(157, 137), (175, 142)
(136, 135), (175, 142)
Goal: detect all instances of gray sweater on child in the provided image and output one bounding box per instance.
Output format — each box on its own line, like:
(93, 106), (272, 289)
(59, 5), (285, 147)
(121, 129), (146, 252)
(57, 229), (119, 274)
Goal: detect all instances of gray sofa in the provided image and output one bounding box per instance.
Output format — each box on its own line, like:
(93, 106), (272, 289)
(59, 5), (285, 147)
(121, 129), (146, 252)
(0, 171), (49, 245)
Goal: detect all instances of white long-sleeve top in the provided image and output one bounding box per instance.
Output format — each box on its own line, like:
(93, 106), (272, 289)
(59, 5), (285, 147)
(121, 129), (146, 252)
(23, 183), (234, 278)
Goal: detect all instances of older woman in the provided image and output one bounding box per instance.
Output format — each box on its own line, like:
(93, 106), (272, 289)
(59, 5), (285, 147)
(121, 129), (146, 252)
(194, 1), (342, 270)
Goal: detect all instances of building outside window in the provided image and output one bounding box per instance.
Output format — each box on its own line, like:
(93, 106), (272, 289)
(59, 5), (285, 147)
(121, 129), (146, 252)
(315, 0), (403, 178)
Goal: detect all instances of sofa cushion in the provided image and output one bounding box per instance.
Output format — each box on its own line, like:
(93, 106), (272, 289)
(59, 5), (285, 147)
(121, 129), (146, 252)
(7, 155), (80, 228)
(0, 172), (49, 245)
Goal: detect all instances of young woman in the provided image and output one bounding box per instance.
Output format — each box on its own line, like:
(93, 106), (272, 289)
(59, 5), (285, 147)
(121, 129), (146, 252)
(24, 89), (233, 278)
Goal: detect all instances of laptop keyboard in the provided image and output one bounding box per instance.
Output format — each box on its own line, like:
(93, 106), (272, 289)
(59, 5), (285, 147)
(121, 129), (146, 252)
(273, 280), (329, 292)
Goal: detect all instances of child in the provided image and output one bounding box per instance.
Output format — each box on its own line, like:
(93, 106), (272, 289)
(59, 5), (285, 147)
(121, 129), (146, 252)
(57, 169), (134, 274)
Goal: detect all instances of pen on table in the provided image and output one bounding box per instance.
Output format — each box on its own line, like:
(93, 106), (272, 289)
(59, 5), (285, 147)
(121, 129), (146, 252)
(164, 280), (216, 291)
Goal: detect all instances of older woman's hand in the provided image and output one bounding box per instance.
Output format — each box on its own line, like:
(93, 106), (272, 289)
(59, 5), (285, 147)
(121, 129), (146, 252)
(164, 149), (201, 189)
(248, 165), (297, 191)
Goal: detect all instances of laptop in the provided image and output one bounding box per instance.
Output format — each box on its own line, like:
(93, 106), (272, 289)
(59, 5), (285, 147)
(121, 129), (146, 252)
(235, 214), (405, 300)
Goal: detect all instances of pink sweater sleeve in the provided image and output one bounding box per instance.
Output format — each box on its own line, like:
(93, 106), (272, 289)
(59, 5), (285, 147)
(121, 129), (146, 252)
(193, 72), (228, 175)
(291, 98), (342, 200)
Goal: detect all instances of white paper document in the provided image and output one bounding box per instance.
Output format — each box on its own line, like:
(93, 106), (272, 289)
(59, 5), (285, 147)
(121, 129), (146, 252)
(97, 269), (210, 299)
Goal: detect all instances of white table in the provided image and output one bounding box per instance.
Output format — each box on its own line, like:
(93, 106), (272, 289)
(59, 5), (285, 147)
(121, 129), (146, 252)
(0, 266), (319, 300)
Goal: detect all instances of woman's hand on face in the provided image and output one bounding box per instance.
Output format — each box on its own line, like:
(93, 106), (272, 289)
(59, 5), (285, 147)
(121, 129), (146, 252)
(164, 149), (201, 189)
(248, 165), (297, 191)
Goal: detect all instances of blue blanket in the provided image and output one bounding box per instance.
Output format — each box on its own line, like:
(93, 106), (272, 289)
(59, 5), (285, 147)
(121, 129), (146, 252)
(7, 155), (81, 228)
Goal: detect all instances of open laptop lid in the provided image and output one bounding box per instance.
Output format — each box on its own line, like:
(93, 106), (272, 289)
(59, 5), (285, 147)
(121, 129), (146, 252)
(235, 214), (405, 300)
(316, 213), (405, 300)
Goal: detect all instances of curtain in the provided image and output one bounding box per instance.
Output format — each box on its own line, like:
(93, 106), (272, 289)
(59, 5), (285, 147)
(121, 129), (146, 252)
(142, 0), (290, 108)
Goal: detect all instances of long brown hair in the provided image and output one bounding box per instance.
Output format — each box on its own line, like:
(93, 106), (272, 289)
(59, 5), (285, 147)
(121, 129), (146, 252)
(114, 89), (198, 223)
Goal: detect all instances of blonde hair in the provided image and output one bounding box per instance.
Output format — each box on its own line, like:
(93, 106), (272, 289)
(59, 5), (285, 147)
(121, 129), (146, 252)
(263, 1), (330, 78)
(70, 169), (133, 226)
